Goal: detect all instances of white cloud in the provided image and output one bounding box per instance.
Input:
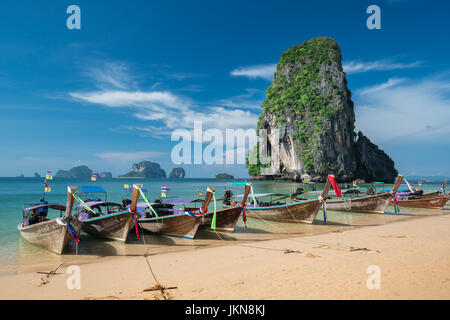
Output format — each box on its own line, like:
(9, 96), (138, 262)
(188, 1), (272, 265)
(358, 77), (406, 95)
(355, 75), (450, 142)
(70, 90), (189, 110)
(219, 88), (265, 110)
(95, 151), (166, 163)
(230, 64), (276, 80)
(71, 88), (259, 139)
(343, 59), (422, 74)
(83, 61), (135, 90)
(71, 59), (260, 142)
(230, 58), (422, 79)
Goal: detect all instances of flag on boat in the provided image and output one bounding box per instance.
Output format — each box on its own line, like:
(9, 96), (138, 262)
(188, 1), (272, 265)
(197, 189), (205, 197)
(161, 185), (170, 197)
(302, 174), (312, 183)
(123, 184), (129, 189)
(44, 180), (51, 193)
(91, 170), (100, 181)
(45, 169), (53, 180)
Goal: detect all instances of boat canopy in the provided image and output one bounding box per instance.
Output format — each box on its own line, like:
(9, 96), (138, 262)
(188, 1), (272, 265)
(164, 198), (200, 205)
(24, 204), (66, 212)
(80, 186), (106, 194)
(342, 188), (361, 195)
(77, 201), (121, 208)
(234, 192), (286, 199)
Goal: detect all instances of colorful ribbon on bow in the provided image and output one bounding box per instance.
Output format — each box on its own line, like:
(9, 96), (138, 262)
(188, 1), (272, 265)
(390, 191), (400, 213)
(250, 185), (258, 206)
(71, 193), (96, 214)
(64, 218), (80, 244)
(128, 207), (139, 240)
(185, 206), (207, 217)
(209, 187), (217, 230)
(135, 185), (158, 218)
(240, 203), (247, 228)
(327, 174), (342, 198)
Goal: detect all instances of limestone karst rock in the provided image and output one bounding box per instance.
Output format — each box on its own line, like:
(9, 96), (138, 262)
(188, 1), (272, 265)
(247, 37), (397, 182)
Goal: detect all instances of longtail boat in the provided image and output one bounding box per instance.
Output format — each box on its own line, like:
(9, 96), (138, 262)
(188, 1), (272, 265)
(422, 179), (447, 198)
(73, 185), (140, 241)
(18, 186), (81, 254)
(137, 187), (215, 239)
(243, 175), (335, 224)
(323, 174), (404, 214)
(393, 178), (449, 209)
(200, 183), (252, 232)
(395, 195), (448, 209)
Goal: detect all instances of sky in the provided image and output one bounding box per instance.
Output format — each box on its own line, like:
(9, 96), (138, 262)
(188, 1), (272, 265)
(0, 0), (449, 178)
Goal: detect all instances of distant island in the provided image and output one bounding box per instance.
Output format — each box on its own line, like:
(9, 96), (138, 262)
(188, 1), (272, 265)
(215, 173), (234, 179)
(34, 173), (41, 178)
(119, 161), (166, 178)
(100, 172), (113, 178)
(169, 167), (185, 178)
(55, 166), (112, 178)
(55, 166), (92, 178)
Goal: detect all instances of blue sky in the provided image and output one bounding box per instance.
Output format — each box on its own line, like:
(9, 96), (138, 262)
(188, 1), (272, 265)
(0, 0), (449, 178)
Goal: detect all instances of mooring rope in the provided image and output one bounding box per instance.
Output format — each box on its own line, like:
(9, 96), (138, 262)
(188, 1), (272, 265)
(143, 249), (169, 300)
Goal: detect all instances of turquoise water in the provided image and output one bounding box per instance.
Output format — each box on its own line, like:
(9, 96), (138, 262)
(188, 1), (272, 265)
(0, 177), (446, 272)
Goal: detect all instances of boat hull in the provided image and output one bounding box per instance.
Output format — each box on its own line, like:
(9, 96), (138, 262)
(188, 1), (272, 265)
(80, 211), (134, 241)
(422, 191), (441, 198)
(245, 199), (321, 224)
(326, 193), (392, 214)
(395, 195), (449, 209)
(200, 206), (243, 232)
(139, 214), (201, 239)
(18, 218), (82, 254)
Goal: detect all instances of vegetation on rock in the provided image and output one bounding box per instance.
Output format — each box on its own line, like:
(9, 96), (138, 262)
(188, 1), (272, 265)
(215, 173), (234, 179)
(250, 37), (397, 182)
(119, 161), (166, 178)
(169, 167), (186, 178)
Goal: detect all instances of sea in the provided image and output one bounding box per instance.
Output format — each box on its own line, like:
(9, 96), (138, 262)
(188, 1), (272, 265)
(0, 177), (447, 275)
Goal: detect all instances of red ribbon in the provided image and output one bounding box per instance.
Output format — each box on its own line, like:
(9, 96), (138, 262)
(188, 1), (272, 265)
(131, 209), (139, 240)
(327, 175), (342, 199)
(240, 203), (247, 228)
(391, 192), (399, 213)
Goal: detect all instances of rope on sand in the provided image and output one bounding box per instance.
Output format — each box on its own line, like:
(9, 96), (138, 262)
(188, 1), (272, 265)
(142, 249), (178, 300)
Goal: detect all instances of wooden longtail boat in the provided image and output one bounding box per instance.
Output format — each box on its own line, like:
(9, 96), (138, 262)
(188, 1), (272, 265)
(244, 175), (334, 224)
(18, 186), (81, 254)
(324, 175), (404, 214)
(73, 185), (140, 241)
(422, 179), (447, 198)
(395, 195), (448, 209)
(138, 187), (215, 239)
(200, 183), (252, 232)
(393, 179), (449, 209)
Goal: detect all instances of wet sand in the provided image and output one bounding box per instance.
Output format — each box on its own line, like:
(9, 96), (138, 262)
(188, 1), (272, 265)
(0, 206), (449, 299)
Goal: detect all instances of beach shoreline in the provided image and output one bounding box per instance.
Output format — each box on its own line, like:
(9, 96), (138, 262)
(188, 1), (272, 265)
(0, 209), (449, 300)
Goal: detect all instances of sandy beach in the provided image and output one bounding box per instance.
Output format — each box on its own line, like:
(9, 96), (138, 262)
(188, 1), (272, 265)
(0, 209), (449, 300)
